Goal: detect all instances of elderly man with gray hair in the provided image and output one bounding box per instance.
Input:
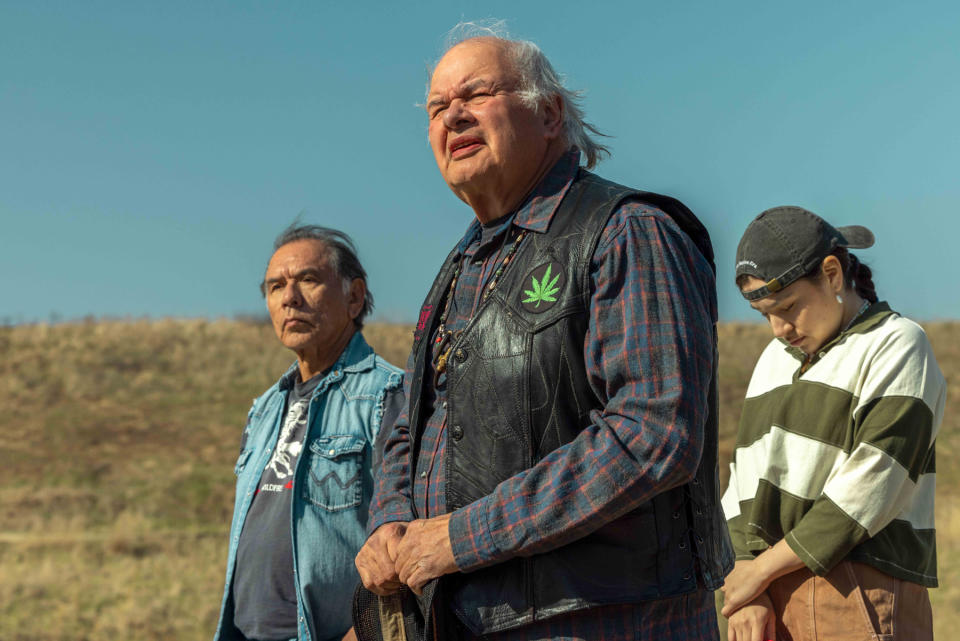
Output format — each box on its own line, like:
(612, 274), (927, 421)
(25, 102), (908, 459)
(214, 224), (403, 641)
(355, 23), (733, 641)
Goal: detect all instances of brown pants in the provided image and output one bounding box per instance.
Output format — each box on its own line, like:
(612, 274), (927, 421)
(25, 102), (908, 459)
(765, 561), (933, 641)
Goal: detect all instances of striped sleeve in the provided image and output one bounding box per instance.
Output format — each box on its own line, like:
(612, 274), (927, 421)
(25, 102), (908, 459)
(721, 462), (755, 560)
(722, 339), (787, 560)
(785, 322), (945, 575)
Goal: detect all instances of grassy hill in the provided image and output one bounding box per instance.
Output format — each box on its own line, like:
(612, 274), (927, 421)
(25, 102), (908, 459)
(1, 319), (957, 640)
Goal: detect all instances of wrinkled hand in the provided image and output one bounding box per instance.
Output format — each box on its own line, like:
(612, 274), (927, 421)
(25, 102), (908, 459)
(356, 522), (408, 595)
(721, 560), (772, 617)
(341, 626), (359, 641)
(394, 515), (458, 595)
(726, 592), (776, 641)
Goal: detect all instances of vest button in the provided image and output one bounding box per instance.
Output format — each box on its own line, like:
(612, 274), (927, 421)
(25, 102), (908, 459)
(455, 348), (467, 362)
(451, 425), (464, 441)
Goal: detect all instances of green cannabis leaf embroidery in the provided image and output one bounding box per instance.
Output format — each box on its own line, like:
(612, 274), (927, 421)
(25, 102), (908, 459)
(522, 264), (561, 307)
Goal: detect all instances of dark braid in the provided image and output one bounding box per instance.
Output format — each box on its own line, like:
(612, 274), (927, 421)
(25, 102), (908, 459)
(832, 248), (878, 303)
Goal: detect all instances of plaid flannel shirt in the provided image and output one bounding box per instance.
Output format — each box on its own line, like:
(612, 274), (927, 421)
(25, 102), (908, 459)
(369, 152), (719, 639)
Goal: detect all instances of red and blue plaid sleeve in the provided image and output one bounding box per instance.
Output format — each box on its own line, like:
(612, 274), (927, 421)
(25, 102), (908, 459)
(448, 202), (717, 571)
(367, 350), (417, 536)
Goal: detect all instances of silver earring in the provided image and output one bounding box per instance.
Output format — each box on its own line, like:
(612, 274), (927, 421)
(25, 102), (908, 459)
(836, 294), (843, 304)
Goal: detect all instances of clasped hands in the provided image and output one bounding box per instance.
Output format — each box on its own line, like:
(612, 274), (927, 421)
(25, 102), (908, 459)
(355, 515), (459, 596)
(719, 540), (808, 640)
(720, 560), (776, 641)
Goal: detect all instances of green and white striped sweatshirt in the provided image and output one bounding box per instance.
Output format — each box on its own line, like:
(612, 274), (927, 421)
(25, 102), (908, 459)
(721, 303), (945, 586)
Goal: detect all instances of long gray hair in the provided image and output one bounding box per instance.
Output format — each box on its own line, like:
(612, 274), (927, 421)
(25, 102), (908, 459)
(432, 21), (610, 169)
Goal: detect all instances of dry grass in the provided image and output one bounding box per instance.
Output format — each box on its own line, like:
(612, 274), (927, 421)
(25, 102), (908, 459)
(0, 319), (956, 639)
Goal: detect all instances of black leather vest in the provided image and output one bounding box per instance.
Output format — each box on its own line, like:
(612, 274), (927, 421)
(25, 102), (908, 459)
(408, 170), (734, 634)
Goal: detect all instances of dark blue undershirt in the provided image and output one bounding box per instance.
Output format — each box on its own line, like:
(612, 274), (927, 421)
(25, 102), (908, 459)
(233, 372), (323, 640)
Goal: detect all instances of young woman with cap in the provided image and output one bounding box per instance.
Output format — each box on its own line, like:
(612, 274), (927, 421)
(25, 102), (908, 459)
(719, 207), (945, 641)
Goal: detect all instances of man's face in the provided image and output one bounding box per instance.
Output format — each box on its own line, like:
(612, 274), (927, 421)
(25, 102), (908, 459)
(263, 240), (362, 360)
(426, 38), (559, 203)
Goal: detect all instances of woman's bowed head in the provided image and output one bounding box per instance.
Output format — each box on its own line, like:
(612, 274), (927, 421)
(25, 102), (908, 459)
(735, 205), (877, 361)
(722, 206), (942, 641)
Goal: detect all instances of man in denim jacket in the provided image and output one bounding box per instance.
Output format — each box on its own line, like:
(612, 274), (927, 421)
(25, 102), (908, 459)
(215, 224), (403, 641)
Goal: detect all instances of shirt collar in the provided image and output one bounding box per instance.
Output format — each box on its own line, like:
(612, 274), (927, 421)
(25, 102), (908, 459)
(513, 150), (581, 234)
(455, 150), (581, 254)
(277, 331), (375, 390)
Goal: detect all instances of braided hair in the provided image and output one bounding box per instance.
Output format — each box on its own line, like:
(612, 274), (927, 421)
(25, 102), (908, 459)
(831, 247), (878, 303)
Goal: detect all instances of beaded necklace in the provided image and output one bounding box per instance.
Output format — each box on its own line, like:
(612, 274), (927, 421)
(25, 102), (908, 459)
(431, 227), (528, 381)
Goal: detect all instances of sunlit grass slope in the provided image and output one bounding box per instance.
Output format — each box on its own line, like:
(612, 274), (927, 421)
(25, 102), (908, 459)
(0, 319), (956, 640)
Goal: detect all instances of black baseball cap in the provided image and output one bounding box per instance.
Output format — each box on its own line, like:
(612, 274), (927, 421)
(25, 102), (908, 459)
(735, 206), (875, 301)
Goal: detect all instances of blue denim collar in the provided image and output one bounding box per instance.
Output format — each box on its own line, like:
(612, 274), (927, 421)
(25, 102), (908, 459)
(277, 331), (375, 390)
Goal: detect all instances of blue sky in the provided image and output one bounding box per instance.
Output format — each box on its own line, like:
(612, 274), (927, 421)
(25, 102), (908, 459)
(2, 1), (958, 324)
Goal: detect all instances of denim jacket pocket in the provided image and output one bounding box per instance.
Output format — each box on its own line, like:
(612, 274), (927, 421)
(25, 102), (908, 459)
(302, 435), (366, 511)
(234, 449), (253, 476)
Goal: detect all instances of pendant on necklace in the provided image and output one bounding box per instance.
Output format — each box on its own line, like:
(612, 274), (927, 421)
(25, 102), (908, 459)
(436, 350), (449, 374)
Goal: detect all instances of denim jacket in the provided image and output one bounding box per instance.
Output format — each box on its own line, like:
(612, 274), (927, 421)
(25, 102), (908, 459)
(214, 332), (403, 641)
